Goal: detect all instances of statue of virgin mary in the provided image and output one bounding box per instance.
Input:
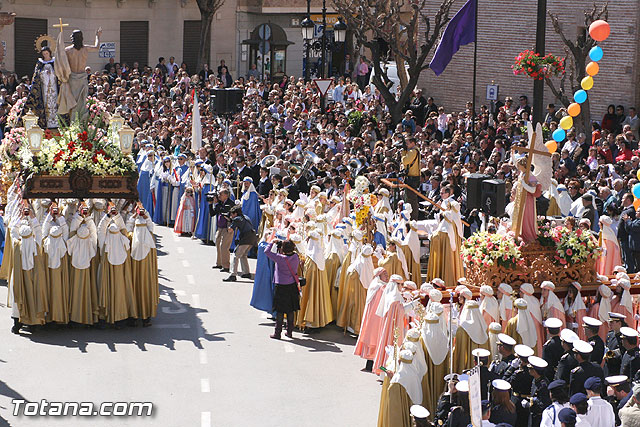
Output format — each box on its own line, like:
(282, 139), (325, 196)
(25, 46), (59, 128)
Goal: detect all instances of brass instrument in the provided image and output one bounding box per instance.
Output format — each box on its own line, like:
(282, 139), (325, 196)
(260, 154), (277, 168)
(604, 348), (621, 360)
(347, 157), (362, 173)
(288, 164), (302, 176)
(301, 151), (321, 179)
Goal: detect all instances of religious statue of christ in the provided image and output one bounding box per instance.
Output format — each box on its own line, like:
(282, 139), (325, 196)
(55, 23), (101, 121)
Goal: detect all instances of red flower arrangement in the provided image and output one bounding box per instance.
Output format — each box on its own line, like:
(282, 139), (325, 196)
(512, 49), (565, 80)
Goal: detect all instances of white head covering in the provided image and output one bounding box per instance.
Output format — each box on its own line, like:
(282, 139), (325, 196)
(19, 224), (38, 271)
(514, 298), (537, 348)
(131, 217), (155, 261)
(348, 230), (364, 259)
(405, 328), (427, 380)
(391, 237), (409, 278)
(618, 279), (633, 315)
(479, 285), (500, 324)
(436, 200), (463, 251)
(390, 350), (422, 404)
(349, 245), (375, 289)
(599, 215), (619, 245)
(67, 224), (97, 270)
(404, 221), (421, 264)
(366, 267), (387, 305)
(306, 230), (325, 271)
(290, 233), (306, 254)
(540, 281), (565, 317)
(43, 225), (67, 269)
(565, 282), (587, 316)
(104, 223), (130, 266)
(326, 229), (347, 261)
(377, 275), (404, 317)
(458, 300), (489, 344)
(241, 181), (257, 202)
(520, 283), (542, 323)
(597, 284), (613, 323)
(421, 312), (448, 365)
(498, 283), (513, 322)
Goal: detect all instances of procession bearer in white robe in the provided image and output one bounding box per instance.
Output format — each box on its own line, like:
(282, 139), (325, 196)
(44, 225), (70, 324)
(97, 208), (137, 327)
(67, 220), (98, 325)
(127, 207), (159, 327)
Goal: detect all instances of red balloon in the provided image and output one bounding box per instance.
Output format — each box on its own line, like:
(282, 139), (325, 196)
(589, 20), (610, 41)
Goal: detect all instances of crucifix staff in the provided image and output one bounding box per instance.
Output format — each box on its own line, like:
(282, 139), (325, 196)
(53, 18), (69, 33)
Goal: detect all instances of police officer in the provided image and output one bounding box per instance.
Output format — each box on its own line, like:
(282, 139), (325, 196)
(489, 379), (517, 427)
(583, 316), (605, 365)
(556, 329), (579, 383)
(542, 317), (564, 381)
(605, 375), (632, 425)
(619, 326), (640, 381)
(605, 312), (626, 376)
(400, 136), (420, 220)
(447, 380), (472, 427)
(434, 374), (457, 425)
(569, 340), (605, 396)
(490, 333), (517, 379)
(472, 348), (497, 400)
(505, 345), (534, 427)
(526, 356), (552, 427)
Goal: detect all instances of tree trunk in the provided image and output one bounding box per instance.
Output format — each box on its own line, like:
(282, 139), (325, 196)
(196, 10), (213, 73)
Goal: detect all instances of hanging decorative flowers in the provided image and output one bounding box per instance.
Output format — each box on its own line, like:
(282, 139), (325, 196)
(512, 49), (565, 80)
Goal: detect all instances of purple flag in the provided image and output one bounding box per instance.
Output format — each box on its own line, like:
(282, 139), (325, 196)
(429, 0), (476, 76)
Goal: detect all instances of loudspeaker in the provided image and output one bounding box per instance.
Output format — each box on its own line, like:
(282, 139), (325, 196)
(210, 88), (243, 115)
(466, 174), (490, 210)
(481, 179), (506, 217)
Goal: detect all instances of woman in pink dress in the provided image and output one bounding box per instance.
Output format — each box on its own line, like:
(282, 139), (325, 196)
(515, 156), (542, 244)
(354, 267), (388, 371)
(595, 216), (622, 276)
(373, 274), (406, 375)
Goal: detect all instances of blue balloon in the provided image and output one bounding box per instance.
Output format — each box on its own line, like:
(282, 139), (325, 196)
(574, 89), (588, 104)
(552, 129), (566, 142)
(633, 183), (640, 199)
(589, 46), (603, 62)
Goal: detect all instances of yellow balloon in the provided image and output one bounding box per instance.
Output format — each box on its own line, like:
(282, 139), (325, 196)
(567, 103), (581, 117)
(560, 116), (573, 130)
(581, 76), (594, 90)
(545, 140), (557, 153)
(637, 169), (640, 181)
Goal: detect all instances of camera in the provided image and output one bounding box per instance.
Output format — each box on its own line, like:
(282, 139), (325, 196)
(393, 138), (407, 151)
(206, 191), (217, 202)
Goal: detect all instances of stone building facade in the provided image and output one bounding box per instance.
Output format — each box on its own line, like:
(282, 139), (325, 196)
(416, 0), (640, 121)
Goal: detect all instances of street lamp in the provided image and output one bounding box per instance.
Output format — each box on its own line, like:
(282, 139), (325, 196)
(118, 124), (135, 154)
(109, 111), (125, 133)
(301, 16), (315, 41)
(22, 109), (38, 131)
(27, 126), (44, 154)
(333, 18), (347, 43)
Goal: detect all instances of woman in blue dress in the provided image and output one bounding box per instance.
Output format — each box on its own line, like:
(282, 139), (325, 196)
(194, 164), (215, 241)
(137, 151), (156, 217)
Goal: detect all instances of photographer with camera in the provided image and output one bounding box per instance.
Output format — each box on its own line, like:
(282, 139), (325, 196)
(209, 189), (235, 272)
(401, 136), (421, 220)
(264, 238), (300, 340)
(223, 205), (258, 282)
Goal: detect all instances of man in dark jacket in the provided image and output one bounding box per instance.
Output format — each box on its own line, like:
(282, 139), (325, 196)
(622, 207), (640, 273)
(617, 194), (636, 271)
(224, 206), (257, 282)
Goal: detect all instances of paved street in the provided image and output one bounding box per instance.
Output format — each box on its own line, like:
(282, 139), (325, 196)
(0, 226), (379, 427)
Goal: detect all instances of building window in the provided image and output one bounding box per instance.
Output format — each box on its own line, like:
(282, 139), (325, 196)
(183, 20), (210, 75)
(14, 18), (47, 78)
(120, 21), (149, 68)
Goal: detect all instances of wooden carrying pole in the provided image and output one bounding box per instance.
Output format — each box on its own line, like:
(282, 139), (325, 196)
(380, 178), (470, 227)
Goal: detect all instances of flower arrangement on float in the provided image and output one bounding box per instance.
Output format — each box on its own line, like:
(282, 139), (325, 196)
(86, 97), (111, 129)
(18, 121), (136, 177)
(348, 175), (374, 227)
(462, 231), (523, 268)
(512, 49), (565, 80)
(550, 226), (601, 266)
(6, 98), (26, 129)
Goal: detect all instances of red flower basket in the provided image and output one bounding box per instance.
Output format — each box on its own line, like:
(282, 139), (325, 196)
(512, 49), (565, 80)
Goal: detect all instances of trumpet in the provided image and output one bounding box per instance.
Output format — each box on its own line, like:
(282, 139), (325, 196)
(604, 348), (621, 360)
(348, 157), (362, 172)
(288, 163), (303, 176)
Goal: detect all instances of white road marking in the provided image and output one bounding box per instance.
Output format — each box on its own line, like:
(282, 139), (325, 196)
(159, 295), (172, 302)
(161, 289), (186, 296)
(199, 350), (208, 365)
(173, 290), (186, 296)
(192, 294), (200, 307)
(181, 259), (191, 268)
(283, 343), (295, 353)
(261, 312), (269, 319)
(201, 378), (210, 393)
(201, 412), (211, 427)
(177, 247), (185, 254)
(172, 232), (180, 242)
(152, 324), (191, 329)
(186, 274), (196, 285)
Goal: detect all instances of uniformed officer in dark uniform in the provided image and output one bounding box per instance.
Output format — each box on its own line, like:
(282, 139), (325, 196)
(605, 374), (632, 425)
(619, 326), (640, 382)
(542, 317), (564, 381)
(583, 316), (605, 364)
(555, 329), (579, 383)
(569, 340), (605, 396)
(604, 312), (626, 376)
(504, 344), (534, 427)
(434, 374), (457, 426)
(447, 380), (471, 427)
(490, 333), (517, 379)
(525, 356), (552, 427)
(489, 379), (518, 427)
(472, 348), (497, 400)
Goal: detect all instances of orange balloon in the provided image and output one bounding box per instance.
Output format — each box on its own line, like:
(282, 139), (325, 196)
(589, 20), (610, 41)
(586, 62), (599, 76)
(634, 198), (640, 211)
(545, 140), (557, 153)
(567, 103), (581, 117)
